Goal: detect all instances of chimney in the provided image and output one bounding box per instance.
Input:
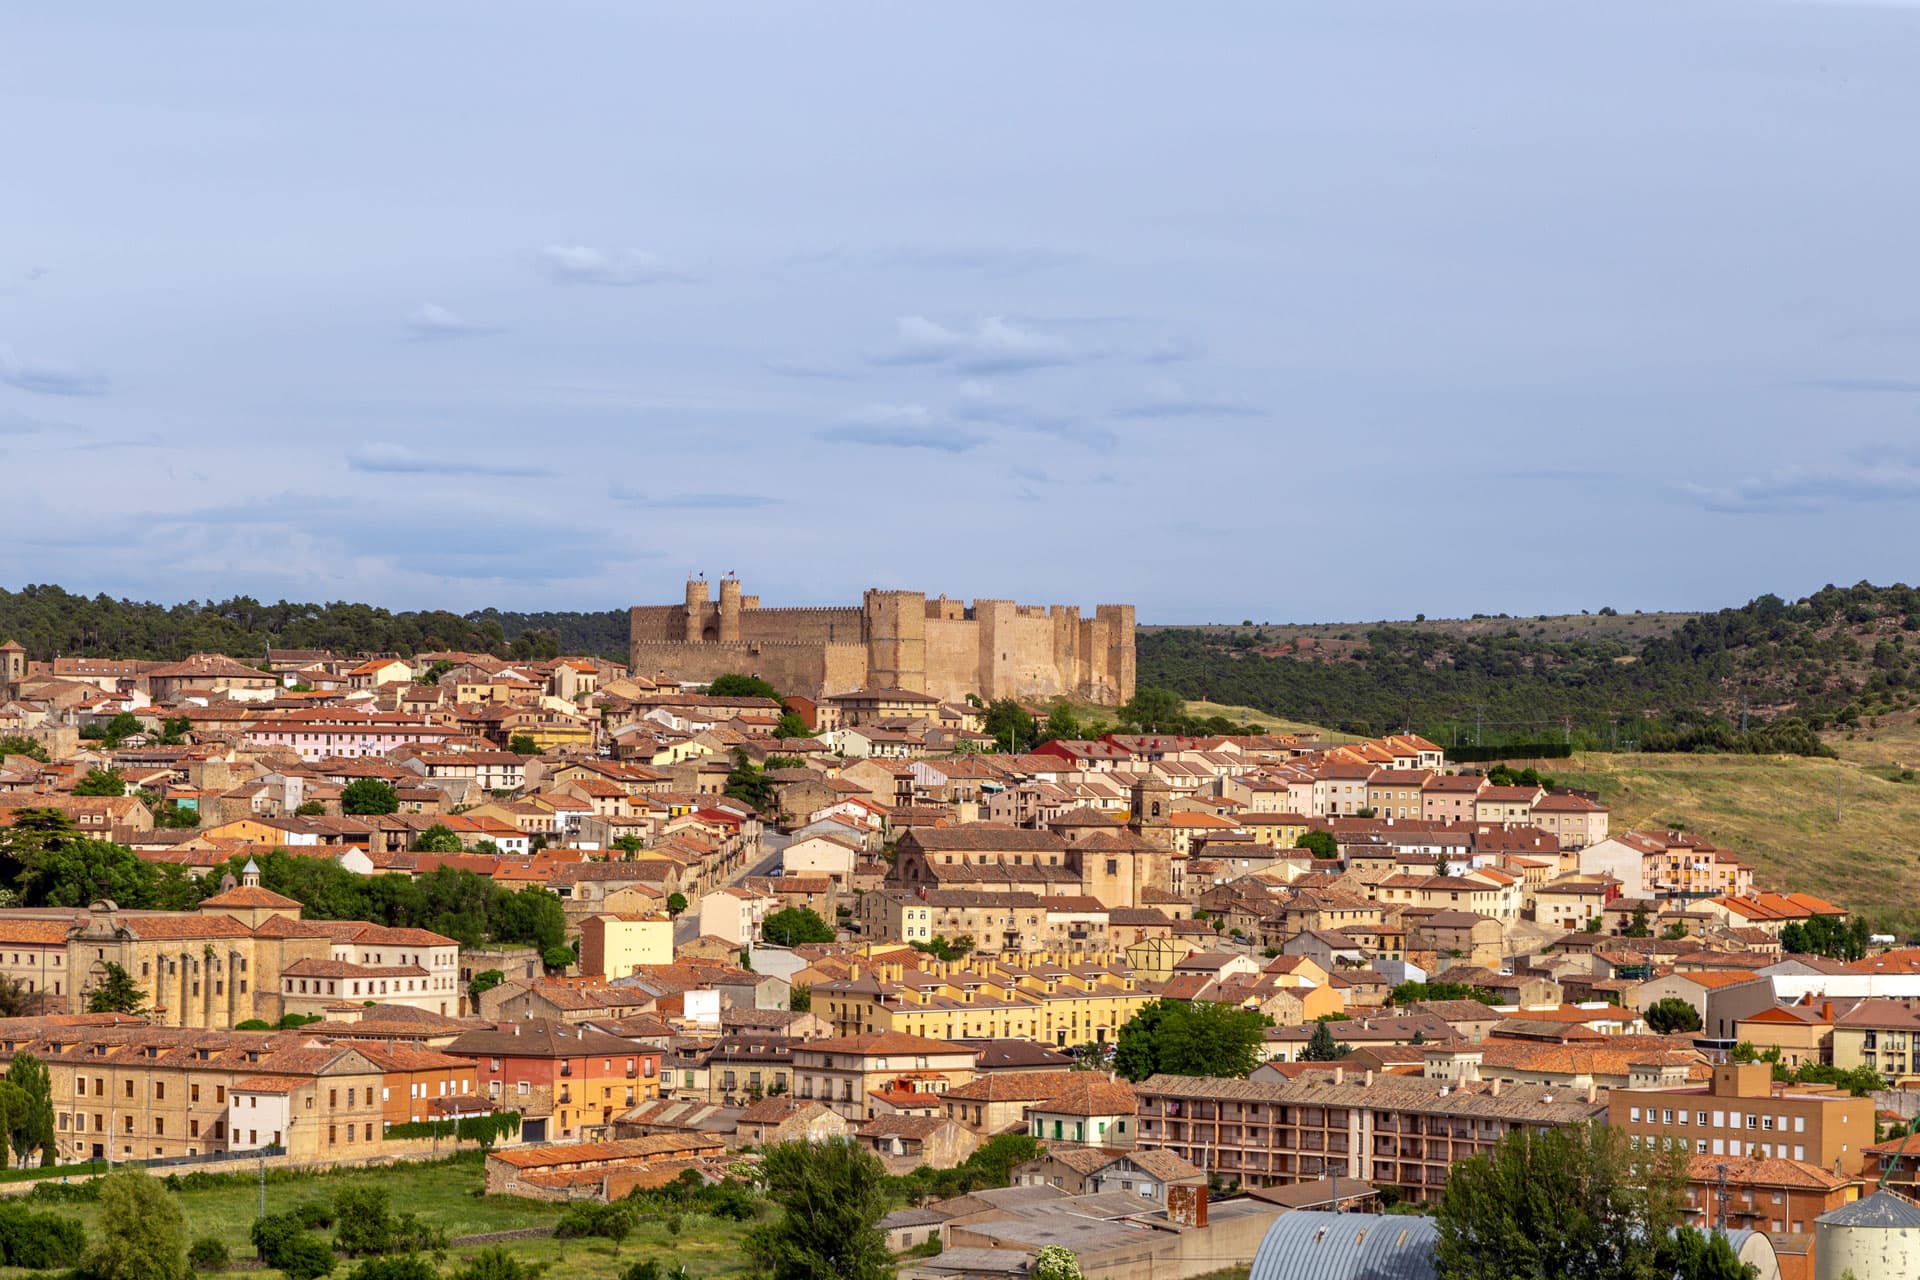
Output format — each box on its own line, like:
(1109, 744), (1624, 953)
(1364, 1069), (1374, 1086)
(1586, 1082), (1597, 1104)
(1490, 1078), (1502, 1097)
(1334, 1066), (1344, 1085)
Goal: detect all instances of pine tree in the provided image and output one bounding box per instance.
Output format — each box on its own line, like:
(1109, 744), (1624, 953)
(86, 962), (148, 1016)
(1302, 1019), (1344, 1062)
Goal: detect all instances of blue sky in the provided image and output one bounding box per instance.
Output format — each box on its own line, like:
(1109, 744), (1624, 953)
(4, 1), (1920, 623)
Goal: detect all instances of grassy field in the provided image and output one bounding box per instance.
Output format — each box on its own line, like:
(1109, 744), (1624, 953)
(15, 1155), (753, 1280)
(1552, 719), (1920, 936)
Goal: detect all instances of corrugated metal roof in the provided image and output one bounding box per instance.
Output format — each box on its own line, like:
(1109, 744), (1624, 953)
(1247, 1211), (1438, 1280)
(1817, 1189), (1920, 1228)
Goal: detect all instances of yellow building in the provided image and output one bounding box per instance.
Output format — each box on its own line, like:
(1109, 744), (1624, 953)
(0, 1017), (385, 1164)
(1831, 1000), (1920, 1085)
(577, 913), (674, 978)
(813, 952), (1154, 1047)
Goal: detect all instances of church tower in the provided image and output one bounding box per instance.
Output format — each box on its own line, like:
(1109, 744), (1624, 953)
(1129, 775), (1175, 851)
(0, 640), (24, 697)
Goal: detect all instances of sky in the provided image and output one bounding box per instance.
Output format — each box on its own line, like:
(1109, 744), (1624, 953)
(4, 1), (1920, 624)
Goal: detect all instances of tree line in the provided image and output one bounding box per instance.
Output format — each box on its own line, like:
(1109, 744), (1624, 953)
(1140, 582), (1920, 755)
(0, 584), (630, 662)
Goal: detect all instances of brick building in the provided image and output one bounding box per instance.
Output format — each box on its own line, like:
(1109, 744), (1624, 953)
(1134, 1072), (1605, 1202)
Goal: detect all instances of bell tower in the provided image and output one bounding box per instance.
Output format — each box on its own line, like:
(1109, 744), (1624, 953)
(1129, 775), (1175, 850)
(0, 640), (24, 698)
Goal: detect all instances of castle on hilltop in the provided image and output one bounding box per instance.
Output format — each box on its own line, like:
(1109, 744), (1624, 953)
(628, 576), (1135, 706)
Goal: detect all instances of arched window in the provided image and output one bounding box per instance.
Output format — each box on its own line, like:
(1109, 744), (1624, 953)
(1150, 802), (1161, 818)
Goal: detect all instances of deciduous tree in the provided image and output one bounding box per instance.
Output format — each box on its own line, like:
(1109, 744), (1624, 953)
(1113, 999), (1271, 1081)
(745, 1139), (893, 1280)
(1435, 1121), (1685, 1280)
(3, 1053), (54, 1167)
(81, 1168), (190, 1280)
(341, 779), (399, 816)
(762, 907), (835, 946)
(73, 767), (127, 797)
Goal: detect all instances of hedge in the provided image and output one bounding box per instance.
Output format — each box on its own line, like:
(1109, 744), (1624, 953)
(382, 1113), (521, 1145)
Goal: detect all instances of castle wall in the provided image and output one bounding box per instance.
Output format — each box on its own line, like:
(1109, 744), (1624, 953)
(628, 606), (687, 645)
(924, 618), (984, 705)
(630, 582), (1132, 705)
(994, 611), (1077, 703)
(737, 607), (864, 646)
(627, 641), (833, 700)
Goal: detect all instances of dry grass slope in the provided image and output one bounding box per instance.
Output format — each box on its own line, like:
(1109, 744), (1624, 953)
(1556, 721), (1920, 936)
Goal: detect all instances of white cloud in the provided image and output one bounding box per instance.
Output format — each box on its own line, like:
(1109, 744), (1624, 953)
(0, 345), (108, 397)
(537, 244), (692, 287)
(1114, 378), (1258, 419)
(347, 442), (552, 477)
(404, 303), (494, 339)
(1681, 449), (1920, 514)
(848, 402), (939, 428)
(872, 315), (1077, 374)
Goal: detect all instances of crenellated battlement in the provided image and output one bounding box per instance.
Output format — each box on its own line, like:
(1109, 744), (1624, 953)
(630, 578), (1133, 704)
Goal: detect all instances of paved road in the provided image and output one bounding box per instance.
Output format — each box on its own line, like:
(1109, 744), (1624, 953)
(674, 828), (789, 946)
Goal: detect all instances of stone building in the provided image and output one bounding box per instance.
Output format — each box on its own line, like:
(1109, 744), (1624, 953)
(628, 576), (1135, 705)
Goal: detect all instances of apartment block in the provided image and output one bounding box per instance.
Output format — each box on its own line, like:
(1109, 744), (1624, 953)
(1608, 1061), (1876, 1176)
(1134, 1072), (1605, 1202)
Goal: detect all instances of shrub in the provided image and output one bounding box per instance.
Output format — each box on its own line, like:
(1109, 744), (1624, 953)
(252, 1212), (335, 1280)
(344, 1259), (439, 1280)
(450, 1247), (548, 1280)
(333, 1187), (396, 1256)
(0, 1202), (88, 1268)
(555, 1200), (636, 1242)
(188, 1237), (231, 1273)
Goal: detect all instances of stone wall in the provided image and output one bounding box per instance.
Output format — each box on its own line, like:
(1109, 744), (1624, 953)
(630, 582), (1134, 705)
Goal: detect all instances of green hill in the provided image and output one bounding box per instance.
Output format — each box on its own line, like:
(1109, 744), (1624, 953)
(1140, 582), (1920, 757)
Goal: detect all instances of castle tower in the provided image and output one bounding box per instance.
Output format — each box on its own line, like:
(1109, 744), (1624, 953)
(863, 590), (927, 692)
(684, 578), (711, 643)
(1096, 605), (1137, 703)
(1129, 775), (1175, 850)
(718, 577), (743, 644)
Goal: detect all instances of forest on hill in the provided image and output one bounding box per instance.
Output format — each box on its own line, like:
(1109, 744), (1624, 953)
(1138, 582), (1920, 757)
(0, 585), (632, 662)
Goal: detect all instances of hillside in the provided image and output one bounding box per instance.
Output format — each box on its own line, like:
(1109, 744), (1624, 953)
(1555, 729), (1920, 937)
(1142, 609), (1697, 648)
(1140, 582), (1920, 755)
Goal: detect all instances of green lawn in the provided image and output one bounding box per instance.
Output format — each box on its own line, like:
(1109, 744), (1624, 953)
(10, 1155), (755, 1280)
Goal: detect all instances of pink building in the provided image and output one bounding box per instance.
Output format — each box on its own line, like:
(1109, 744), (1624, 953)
(245, 711), (454, 761)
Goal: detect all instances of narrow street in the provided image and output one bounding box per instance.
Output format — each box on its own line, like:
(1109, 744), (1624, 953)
(675, 828), (790, 946)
